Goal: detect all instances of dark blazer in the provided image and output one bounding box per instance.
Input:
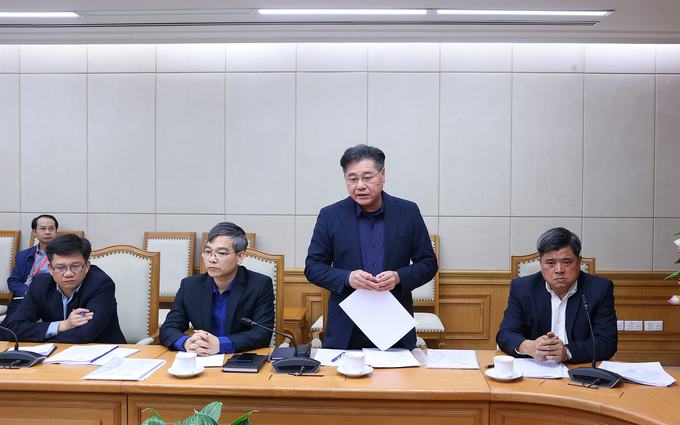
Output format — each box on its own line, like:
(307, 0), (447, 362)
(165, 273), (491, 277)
(305, 192), (438, 350)
(2, 246), (40, 326)
(6, 265), (126, 344)
(496, 270), (618, 364)
(159, 266), (275, 352)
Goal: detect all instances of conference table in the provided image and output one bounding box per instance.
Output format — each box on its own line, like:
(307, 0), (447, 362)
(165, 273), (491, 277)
(0, 343), (679, 425)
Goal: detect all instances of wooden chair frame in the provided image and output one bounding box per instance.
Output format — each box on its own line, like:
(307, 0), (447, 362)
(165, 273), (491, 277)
(0, 230), (21, 303)
(30, 230), (84, 247)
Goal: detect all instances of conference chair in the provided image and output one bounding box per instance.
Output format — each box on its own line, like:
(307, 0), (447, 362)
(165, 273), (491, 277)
(143, 232), (195, 326)
(30, 230), (84, 247)
(89, 245), (160, 345)
(511, 252), (596, 279)
(310, 235), (445, 349)
(0, 230), (20, 319)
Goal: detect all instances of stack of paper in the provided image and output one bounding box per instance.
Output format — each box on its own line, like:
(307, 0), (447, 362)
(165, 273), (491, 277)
(599, 361), (676, 387)
(363, 348), (421, 368)
(515, 358), (569, 378)
(83, 357), (166, 381)
(43, 345), (120, 366)
(6, 343), (56, 356)
(425, 349), (480, 369)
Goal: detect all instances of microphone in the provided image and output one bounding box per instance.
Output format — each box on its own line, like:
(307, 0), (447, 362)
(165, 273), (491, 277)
(241, 317), (320, 374)
(0, 325), (46, 368)
(567, 294), (622, 388)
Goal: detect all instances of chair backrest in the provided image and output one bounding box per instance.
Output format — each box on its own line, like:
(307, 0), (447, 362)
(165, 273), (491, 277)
(89, 245), (160, 344)
(412, 234), (440, 315)
(240, 248), (284, 347)
(143, 232), (196, 300)
(511, 252), (596, 280)
(30, 230), (85, 247)
(0, 230), (20, 297)
(199, 231), (256, 274)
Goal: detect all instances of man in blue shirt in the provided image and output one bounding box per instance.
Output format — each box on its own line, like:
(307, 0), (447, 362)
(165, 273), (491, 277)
(159, 222), (275, 355)
(2, 214), (58, 330)
(305, 145), (438, 350)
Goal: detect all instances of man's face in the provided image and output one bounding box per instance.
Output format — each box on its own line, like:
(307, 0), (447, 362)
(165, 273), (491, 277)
(49, 253), (90, 297)
(345, 159), (385, 212)
(540, 246), (582, 298)
(35, 217), (57, 246)
(203, 235), (245, 282)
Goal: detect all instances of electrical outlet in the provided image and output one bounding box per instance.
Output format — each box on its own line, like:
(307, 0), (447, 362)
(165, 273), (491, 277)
(625, 320), (643, 331)
(645, 321), (663, 331)
(617, 320), (624, 331)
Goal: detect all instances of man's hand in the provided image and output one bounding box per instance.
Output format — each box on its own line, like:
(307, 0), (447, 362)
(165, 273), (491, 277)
(375, 271), (400, 291)
(518, 332), (569, 362)
(184, 330), (220, 356)
(348, 270), (379, 290)
(58, 308), (93, 332)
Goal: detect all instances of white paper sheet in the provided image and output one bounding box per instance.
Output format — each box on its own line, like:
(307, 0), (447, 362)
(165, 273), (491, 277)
(340, 289), (417, 351)
(514, 358), (569, 378)
(363, 348), (421, 368)
(7, 343), (55, 356)
(82, 357), (166, 381)
(196, 354), (225, 368)
(425, 349), (480, 369)
(599, 361), (676, 387)
(313, 349), (363, 367)
(43, 344), (118, 365)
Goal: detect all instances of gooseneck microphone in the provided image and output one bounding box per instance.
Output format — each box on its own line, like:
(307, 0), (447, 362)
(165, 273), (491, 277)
(241, 317), (320, 374)
(567, 294), (622, 388)
(0, 325), (46, 368)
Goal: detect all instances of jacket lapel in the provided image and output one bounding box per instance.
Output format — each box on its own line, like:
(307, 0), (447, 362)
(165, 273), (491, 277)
(382, 192), (400, 268)
(535, 275), (552, 333)
(337, 197), (363, 269)
(224, 267), (246, 332)
(565, 272), (584, 339)
(199, 274), (213, 330)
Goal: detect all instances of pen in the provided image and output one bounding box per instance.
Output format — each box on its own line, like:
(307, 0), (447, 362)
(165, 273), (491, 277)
(484, 364), (494, 369)
(331, 352), (345, 362)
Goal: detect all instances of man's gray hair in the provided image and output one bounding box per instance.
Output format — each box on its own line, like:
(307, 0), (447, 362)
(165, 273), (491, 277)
(537, 227), (582, 258)
(206, 222), (248, 253)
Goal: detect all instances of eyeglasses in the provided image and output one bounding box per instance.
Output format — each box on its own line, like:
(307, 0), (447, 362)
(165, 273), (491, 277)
(202, 251), (233, 260)
(345, 169), (382, 185)
(37, 226), (56, 232)
(51, 264), (85, 274)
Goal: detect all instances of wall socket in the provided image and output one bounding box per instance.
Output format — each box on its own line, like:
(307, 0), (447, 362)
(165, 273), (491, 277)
(617, 320), (624, 331)
(644, 321), (663, 331)
(624, 320), (643, 331)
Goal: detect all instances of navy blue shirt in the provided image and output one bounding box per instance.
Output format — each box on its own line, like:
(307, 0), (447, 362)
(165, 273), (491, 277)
(345, 199), (385, 285)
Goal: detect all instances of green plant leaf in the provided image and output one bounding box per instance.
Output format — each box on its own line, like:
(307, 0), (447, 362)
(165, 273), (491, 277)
(665, 270), (680, 280)
(193, 413), (219, 425)
(230, 411), (257, 425)
(141, 408), (166, 425)
(182, 417), (199, 425)
(199, 401), (223, 421)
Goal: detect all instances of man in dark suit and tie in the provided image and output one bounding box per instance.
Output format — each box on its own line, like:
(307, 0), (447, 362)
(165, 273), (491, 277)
(7, 234), (126, 344)
(305, 144), (438, 350)
(160, 222), (274, 355)
(496, 227), (618, 364)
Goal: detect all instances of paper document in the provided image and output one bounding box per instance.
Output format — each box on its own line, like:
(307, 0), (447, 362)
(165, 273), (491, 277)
(313, 349), (363, 367)
(599, 361), (676, 387)
(7, 343), (56, 356)
(43, 344), (118, 366)
(340, 289), (417, 351)
(92, 347), (140, 366)
(425, 349), (480, 369)
(196, 354), (225, 368)
(363, 348), (421, 368)
(515, 358), (569, 378)
(83, 357), (166, 381)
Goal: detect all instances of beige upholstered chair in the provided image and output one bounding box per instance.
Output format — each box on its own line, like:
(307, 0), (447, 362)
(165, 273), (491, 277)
(311, 234), (444, 348)
(0, 230), (20, 318)
(89, 245), (160, 345)
(30, 230), (84, 247)
(143, 232), (195, 326)
(511, 252), (596, 280)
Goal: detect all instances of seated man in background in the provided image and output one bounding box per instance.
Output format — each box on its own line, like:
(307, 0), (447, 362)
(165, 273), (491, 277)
(2, 214), (59, 329)
(7, 234), (126, 344)
(496, 227), (617, 364)
(160, 222), (274, 355)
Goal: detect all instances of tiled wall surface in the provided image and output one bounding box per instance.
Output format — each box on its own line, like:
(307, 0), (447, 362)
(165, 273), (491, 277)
(0, 43), (679, 271)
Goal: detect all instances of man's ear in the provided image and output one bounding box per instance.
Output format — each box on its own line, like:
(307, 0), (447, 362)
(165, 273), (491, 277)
(236, 250), (246, 265)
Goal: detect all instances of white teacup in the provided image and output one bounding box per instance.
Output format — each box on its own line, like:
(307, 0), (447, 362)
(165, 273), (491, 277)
(344, 352), (366, 374)
(493, 355), (515, 377)
(173, 352), (197, 374)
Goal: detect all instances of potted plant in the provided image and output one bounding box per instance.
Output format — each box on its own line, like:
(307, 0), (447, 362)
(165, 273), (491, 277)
(666, 233), (680, 305)
(141, 401), (255, 425)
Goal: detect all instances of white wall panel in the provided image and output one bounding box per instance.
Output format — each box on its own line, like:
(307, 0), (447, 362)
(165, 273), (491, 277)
(368, 43), (439, 72)
(513, 43), (584, 73)
(156, 73), (225, 214)
(296, 72), (367, 215)
(226, 73), (296, 215)
(88, 213), (155, 250)
(226, 43), (296, 72)
(157, 44), (226, 73)
(0, 45), (19, 73)
(440, 73), (511, 216)
(20, 45), (87, 73)
(297, 43), (368, 72)
(225, 214), (296, 268)
(441, 43), (512, 72)
(88, 44), (156, 73)
(439, 217), (510, 270)
(20, 74), (87, 213)
(0, 75), (20, 212)
(583, 218), (653, 271)
(585, 44), (656, 74)
(655, 75), (680, 217)
(657, 45), (680, 73)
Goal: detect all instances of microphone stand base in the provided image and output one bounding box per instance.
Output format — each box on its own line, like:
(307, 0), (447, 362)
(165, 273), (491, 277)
(0, 350), (46, 368)
(272, 357), (321, 374)
(568, 367), (622, 388)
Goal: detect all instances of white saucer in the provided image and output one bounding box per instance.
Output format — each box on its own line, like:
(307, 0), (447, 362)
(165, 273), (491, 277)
(337, 365), (373, 377)
(485, 368), (522, 381)
(168, 365), (205, 378)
